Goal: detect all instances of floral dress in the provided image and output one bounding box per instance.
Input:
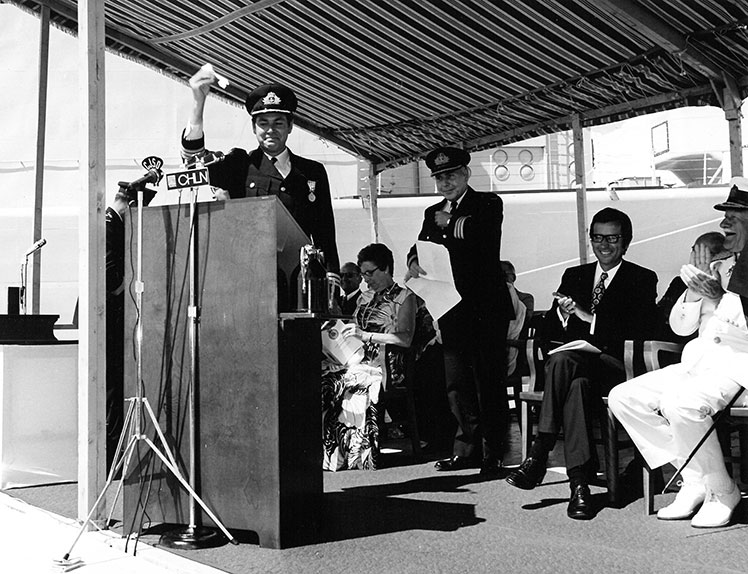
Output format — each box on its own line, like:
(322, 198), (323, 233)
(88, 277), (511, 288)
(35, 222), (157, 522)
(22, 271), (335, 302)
(322, 283), (411, 471)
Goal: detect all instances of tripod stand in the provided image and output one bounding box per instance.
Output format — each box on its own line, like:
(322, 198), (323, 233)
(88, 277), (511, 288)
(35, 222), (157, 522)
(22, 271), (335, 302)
(60, 181), (236, 566)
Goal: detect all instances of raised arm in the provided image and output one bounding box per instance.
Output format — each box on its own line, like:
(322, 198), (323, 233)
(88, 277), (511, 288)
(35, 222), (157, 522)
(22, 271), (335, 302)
(185, 64), (218, 140)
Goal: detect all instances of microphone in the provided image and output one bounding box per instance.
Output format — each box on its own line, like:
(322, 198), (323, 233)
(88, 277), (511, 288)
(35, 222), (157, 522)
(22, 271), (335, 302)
(202, 150), (225, 166)
(23, 238), (46, 258)
(183, 150), (224, 168)
(126, 156), (164, 191)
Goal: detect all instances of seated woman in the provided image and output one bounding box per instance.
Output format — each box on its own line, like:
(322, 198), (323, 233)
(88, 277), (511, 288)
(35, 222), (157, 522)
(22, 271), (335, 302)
(322, 243), (416, 471)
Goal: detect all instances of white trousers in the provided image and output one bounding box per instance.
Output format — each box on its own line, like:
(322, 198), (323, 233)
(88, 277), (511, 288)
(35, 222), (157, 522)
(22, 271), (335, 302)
(608, 361), (747, 491)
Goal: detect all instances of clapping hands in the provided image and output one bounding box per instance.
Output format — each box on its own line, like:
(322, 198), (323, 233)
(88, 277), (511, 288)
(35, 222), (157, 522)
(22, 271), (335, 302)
(680, 243), (724, 301)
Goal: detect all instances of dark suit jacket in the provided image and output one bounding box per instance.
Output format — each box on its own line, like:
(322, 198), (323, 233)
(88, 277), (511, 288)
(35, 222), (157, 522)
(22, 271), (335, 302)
(340, 289), (361, 316)
(542, 260), (658, 360)
(182, 134), (339, 271)
(105, 207), (125, 308)
(408, 187), (513, 321)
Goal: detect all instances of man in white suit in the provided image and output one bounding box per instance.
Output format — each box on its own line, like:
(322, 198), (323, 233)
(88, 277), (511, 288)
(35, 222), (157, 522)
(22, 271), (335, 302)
(608, 177), (748, 528)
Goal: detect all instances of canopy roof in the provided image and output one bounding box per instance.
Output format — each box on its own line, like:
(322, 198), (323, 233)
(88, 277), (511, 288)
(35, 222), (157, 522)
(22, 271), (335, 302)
(7, 0), (748, 172)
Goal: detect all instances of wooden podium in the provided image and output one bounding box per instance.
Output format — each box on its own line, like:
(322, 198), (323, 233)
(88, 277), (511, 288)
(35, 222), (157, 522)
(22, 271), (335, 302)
(123, 196), (323, 549)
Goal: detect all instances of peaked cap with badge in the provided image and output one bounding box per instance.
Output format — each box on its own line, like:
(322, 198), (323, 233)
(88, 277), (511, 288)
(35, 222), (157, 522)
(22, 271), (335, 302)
(425, 147), (471, 176)
(183, 80), (340, 272)
(244, 83), (298, 116)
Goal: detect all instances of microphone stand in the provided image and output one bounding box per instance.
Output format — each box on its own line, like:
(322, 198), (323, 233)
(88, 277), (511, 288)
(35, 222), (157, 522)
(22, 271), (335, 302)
(19, 241), (46, 314)
(58, 174), (235, 568)
(159, 154), (226, 549)
(19, 258), (28, 314)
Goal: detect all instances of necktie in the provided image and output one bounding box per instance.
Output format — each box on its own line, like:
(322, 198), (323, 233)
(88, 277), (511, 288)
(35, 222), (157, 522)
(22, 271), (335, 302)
(450, 200), (458, 213)
(269, 155), (283, 177)
(590, 271), (608, 313)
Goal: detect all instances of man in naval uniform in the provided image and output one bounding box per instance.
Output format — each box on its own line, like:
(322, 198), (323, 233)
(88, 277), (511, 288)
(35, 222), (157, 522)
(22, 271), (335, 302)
(406, 147), (514, 478)
(181, 67), (340, 273)
(609, 179), (748, 529)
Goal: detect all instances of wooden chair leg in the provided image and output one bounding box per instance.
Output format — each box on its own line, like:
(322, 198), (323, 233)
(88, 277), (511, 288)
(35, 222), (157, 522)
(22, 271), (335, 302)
(739, 425), (748, 486)
(511, 376), (523, 431)
(521, 401), (532, 460)
(642, 460), (656, 515)
(604, 406), (619, 504)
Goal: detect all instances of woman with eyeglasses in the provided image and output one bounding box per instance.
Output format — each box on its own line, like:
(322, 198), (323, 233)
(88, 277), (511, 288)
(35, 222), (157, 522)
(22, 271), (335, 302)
(322, 243), (416, 471)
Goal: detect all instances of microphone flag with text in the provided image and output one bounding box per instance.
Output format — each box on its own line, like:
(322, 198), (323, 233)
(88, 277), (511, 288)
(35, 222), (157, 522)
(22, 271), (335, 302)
(125, 156), (164, 191)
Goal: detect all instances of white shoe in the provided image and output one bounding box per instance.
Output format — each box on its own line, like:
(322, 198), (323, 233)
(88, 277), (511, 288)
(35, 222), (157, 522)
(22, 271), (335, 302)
(690, 484), (742, 528)
(657, 482), (706, 520)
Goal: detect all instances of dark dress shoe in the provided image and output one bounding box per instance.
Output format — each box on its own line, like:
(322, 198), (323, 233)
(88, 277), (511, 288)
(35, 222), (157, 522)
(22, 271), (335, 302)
(505, 457), (546, 490)
(567, 483), (594, 520)
(434, 455), (478, 471)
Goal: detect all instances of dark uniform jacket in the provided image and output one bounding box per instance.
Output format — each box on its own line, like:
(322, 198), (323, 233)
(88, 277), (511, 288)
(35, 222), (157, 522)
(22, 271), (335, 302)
(408, 187), (513, 321)
(542, 260), (659, 360)
(182, 135), (339, 272)
(105, 206), (125, 308)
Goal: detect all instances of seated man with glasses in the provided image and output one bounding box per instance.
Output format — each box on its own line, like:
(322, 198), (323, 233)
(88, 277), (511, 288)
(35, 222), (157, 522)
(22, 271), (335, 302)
(506, 207), (659, 520)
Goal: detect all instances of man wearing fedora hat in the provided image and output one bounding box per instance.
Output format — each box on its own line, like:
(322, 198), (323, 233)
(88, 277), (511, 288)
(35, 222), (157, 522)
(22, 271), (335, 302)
(609, 176), (748, 529)
(406, 147), (514, 477)
(180, 65), (340, 273)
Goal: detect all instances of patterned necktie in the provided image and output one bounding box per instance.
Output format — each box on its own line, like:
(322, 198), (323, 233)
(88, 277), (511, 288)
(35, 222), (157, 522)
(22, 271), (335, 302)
(590, 271), (608, 313)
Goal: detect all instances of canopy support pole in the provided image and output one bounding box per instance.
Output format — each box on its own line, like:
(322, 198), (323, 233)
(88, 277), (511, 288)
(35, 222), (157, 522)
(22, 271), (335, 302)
(723, 85), (744, 178)
(77, 0), (107, 526)
(367, 162), (380, 243)
(572, 115), (589, 264)
(31, 5), (50, 314)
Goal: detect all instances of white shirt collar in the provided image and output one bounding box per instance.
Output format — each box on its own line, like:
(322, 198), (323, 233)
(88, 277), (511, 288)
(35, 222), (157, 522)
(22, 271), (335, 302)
(594, 260), (622, 287)
(444, 190), (467, 212)
(265, 148), (291, 178)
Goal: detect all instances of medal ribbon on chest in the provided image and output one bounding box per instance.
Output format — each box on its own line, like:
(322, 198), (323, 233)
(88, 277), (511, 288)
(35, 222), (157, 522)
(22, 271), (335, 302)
(307, 180), (316, 202)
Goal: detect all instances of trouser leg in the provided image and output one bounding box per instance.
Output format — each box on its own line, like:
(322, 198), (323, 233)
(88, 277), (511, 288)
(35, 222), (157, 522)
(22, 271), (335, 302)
(538, 351), (596, 470)
(474, 318), (509, 461)
(539, 350), (624, 471)
(660, 373), (742, 493)
(608, 366), (681, 470)
(443, 344), (480, 458)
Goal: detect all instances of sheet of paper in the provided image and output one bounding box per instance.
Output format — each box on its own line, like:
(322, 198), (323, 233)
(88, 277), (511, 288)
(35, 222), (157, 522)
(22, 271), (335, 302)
(547, 339), (602, 355)
(414, 240), (455, 282)
(406, 277), (462, 321)
(405, 241), (461, 320)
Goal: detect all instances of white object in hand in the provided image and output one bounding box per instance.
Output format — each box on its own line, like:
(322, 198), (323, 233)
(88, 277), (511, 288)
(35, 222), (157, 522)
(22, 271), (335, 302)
(321, 320), (364, 366)
(201, 63), (229, 88)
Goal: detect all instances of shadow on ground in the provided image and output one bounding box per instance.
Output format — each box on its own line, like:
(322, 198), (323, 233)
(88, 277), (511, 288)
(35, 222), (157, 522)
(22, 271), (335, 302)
(321, 473), (490, 542)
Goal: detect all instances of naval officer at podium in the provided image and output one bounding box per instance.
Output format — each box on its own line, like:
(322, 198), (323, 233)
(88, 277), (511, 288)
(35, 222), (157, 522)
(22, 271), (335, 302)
(181, 66), (340, 273)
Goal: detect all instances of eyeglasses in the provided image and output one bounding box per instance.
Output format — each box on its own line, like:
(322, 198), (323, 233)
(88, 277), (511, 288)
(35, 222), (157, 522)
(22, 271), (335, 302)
(360, 266), (380, 278)
(590, 234), (623, 244)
